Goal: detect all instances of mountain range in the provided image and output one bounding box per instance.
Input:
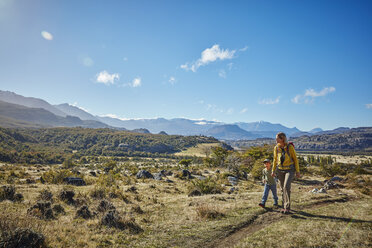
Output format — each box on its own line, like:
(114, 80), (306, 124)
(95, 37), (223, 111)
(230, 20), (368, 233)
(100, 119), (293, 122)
(1, 90), (358, 141)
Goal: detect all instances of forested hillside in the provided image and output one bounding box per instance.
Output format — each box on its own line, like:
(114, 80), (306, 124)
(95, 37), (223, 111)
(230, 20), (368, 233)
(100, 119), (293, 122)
(0, 127), (220, 164)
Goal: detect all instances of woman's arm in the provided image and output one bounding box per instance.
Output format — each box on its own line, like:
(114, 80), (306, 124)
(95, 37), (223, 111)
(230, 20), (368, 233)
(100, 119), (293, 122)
(289, 145), (300, 178)
(272, 146), (277, 172)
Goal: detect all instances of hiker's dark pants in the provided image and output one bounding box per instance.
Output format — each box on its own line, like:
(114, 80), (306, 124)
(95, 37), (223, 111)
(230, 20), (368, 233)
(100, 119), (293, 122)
(277, 166), (295, 209)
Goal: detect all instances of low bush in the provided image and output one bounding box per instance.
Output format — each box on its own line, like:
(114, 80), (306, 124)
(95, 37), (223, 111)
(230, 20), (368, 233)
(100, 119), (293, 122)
(188, 177), (222, 196)
(195, 204), (224, 220)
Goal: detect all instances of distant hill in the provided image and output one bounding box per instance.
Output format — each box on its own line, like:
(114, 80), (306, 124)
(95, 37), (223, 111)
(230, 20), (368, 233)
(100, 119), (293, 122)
(3, 90), (360, 141)
(292, 127), (371, 152)
(54, 103), (99, 121)
(0, 90), (66, 117)
(235, 121), (300, 136)
(0, 100), (109, 128)
(206, 124), (262, 140)
(227, 127), (372, 154)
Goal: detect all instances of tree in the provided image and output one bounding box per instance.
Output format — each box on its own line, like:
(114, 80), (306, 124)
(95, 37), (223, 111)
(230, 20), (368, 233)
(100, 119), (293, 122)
(211, 146), (229, 167)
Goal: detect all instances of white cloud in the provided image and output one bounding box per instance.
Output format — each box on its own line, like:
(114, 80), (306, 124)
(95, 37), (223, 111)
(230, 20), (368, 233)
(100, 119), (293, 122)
(218, 69), (226, 78)
(41, 31), (53, 40)
(227, 62), (233, 71)
(96, 70), (120, 85)
(292, 94), (302, 104)
(259, 96), (280, 105)
(240, 108), (248, 113)
(70, 102), (89, 112)
(292, 86), (336, 104)
(168, 76), (176, 84)
(304, 87), (335, 97)
(181, 44), (236, 72)
(239, 45), (249, 52)
(123, 57), (128, 61)
(126, 77), (141, 87)
(366, 103), (372, 109)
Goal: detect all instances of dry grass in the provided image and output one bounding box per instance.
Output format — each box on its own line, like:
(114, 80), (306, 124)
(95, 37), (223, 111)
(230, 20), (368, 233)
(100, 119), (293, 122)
(0, 161), (371, 247)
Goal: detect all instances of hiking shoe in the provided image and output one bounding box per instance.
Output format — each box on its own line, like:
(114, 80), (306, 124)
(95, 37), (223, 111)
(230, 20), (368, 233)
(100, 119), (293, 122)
(258, 203), (265, 208)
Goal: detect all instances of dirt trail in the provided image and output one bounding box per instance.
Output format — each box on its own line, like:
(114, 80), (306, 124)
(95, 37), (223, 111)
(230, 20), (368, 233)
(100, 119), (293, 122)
(206, 196), (351, 248)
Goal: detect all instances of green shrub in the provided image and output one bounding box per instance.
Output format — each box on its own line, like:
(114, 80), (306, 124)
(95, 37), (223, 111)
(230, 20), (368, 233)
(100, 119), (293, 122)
(41, 169), (74, 184)
(188, 177), (222, 195)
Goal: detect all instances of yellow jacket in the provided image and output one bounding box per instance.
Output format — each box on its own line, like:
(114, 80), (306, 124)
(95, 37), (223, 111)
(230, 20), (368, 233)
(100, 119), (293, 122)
(272, 143), (300, 173)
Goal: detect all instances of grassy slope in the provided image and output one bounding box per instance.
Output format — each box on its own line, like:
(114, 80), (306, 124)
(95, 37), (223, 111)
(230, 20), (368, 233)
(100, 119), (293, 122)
(1, 161), (370, 248)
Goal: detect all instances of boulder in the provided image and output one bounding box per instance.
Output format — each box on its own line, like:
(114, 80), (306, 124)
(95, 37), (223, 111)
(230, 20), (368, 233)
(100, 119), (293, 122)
(136, 170), (154, 179)
(63, 177), (86, 186)
(330, 176), (343, 182)
(153, 172), (163, 180)
(227, 176), (238, 186)
(318, 188), (327, 193)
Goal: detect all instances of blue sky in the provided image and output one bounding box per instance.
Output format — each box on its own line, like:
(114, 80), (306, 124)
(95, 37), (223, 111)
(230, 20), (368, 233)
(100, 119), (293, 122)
(0, 0), (371, 131)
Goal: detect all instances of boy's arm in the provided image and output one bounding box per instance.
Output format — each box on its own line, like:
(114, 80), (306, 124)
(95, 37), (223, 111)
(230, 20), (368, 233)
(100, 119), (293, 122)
(290, 145), (300, 173)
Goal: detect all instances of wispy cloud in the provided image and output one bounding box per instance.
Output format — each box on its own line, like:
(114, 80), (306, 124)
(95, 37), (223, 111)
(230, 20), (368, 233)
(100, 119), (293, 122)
(96, 70), (120, 85)
(41, 31), (53, 40)
(181, 44), (236, 72)
(71, 102), (89, 112)
(239, 45), (249, 52)
(218, 69), (226, 78)
(366, 103), (372, 109)
(292, 86), (336, 104)
(259, 96), (280, 105)
(123, 57), (128, 61)
(168, 76), (176, 84)
(240, 108), (248, 113)
(125, 77), (142, 88)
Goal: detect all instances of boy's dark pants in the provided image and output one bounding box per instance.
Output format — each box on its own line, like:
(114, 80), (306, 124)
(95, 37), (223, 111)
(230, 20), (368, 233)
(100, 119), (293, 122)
(277, 167), (295, 209)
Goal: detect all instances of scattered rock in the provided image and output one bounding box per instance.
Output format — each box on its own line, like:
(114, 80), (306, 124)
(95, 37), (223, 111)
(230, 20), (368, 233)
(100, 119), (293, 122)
(318, 188), (327, 193)
(136, 170), (154, 179)
(153, 173), (163, 180)
(227, 176), (238, 186)
(63, 177), (86, 186)
(165, 179), (174, 183)
(310, 188), (319, 193)
(27, 201), (54, 220)
(0, 228), (45, 248)
(330, 176), (343, 182)
(75, 205), (93, 219)
(215, 169), (220, 174)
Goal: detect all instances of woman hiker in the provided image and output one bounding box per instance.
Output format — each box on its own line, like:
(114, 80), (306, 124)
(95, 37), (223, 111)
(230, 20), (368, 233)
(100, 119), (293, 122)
(271, 132), (300, 214)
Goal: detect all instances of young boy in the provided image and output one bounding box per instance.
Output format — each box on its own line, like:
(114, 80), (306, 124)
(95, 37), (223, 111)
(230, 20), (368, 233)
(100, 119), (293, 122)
(258, 159), (278, 208)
